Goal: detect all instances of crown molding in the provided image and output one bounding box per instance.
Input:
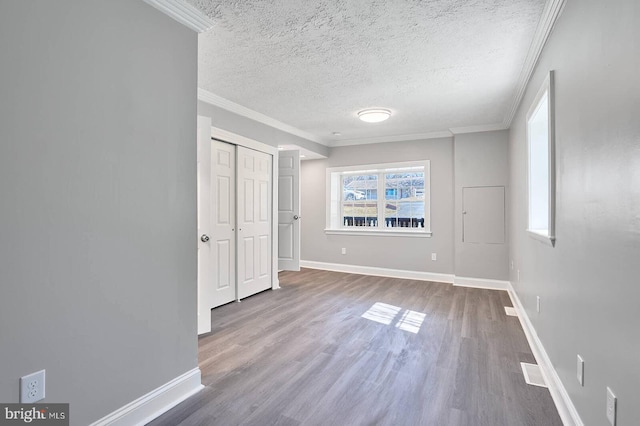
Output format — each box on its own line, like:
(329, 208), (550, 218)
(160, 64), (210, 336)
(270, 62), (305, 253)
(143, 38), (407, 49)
(197, 88), (327, 145)
(328, 130), (453, 147)
(503, 0), (566, 127)
(449, 123), (508, 135)
(142, 0), (214, 33)
(330, 124), (509, 147)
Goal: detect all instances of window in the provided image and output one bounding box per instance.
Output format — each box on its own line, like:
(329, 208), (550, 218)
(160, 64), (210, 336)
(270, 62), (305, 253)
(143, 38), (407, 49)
(326, 161), (431, 237)
(526, 71), (556, 245)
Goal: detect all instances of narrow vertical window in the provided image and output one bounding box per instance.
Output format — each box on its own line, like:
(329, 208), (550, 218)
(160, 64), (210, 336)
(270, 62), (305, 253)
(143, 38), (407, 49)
(527, 71), (556, 245)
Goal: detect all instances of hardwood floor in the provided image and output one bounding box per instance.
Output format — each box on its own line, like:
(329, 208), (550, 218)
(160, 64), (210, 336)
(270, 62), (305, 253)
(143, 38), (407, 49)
(150, 269), (562, 426)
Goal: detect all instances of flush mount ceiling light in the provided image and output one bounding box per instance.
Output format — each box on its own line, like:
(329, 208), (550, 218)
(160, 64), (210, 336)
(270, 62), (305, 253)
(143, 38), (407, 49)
(358, 109), (391, 123)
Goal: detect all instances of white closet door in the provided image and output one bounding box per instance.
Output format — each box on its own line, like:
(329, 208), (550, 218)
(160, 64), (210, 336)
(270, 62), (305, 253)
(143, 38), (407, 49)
(237, 146), (272, 299)
(210, 140), (237, 307)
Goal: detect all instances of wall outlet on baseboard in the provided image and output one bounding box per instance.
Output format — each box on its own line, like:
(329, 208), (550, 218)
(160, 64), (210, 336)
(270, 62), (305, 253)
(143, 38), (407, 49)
(20, 370), (45, 403)
(431, 253), (437, 261)
(606, 387), (616, 425)
(536, 296), (541, 313)
(577, 355), (584, 386)
(341, 248), (346, 255)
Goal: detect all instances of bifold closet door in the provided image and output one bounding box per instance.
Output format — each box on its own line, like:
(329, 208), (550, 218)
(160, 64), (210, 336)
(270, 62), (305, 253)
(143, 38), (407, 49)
(237, 146), (272, 299)
(209, 140), (237, 308)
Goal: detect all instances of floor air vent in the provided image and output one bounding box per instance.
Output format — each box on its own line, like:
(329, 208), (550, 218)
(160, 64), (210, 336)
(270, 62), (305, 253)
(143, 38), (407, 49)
(521, 362), (547, 388)
(504, 306), (518, 317)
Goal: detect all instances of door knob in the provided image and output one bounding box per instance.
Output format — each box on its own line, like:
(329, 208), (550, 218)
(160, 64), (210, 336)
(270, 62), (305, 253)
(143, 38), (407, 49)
(293, 215), (301, 220)
(200, 234), (210, 242)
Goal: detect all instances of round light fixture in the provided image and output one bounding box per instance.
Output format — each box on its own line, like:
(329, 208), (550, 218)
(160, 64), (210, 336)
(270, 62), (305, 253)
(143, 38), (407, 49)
(358, 108), (391, 123)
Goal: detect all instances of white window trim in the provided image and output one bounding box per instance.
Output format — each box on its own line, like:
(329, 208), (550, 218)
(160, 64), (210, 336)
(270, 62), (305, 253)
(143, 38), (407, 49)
(526, 70), (556, 246)
(325, 160), (432, 237)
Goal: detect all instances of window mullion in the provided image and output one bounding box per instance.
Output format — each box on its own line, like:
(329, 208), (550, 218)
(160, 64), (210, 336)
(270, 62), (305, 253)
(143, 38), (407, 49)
(422, 172), (427, 229)
(340, 173), (345, 227)
(377, 172), (385, 228)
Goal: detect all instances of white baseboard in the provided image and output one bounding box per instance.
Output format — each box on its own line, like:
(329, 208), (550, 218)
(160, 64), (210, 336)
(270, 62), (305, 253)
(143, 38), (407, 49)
(507, 283), (583, 426)
(89, 368), (204, 426)
(300, 261), (511, 292)
(454, 276), (511, 291)
(300, 260), (454, 284)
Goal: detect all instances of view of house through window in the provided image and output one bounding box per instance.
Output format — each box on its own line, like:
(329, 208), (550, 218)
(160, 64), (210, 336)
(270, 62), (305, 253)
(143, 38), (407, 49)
(327, 161), (430, 234)
(342, 174), (378, 226)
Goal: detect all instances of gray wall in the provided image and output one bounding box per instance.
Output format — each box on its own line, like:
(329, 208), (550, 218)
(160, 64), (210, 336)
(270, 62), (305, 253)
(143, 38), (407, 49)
(0, 2), (198, 425)
(198, 101), (330, 157)
(301, 139), (455, 274)
(508, 0), (640, 424)
(301, 133), (510, 280)
(454, 130), (509, 280)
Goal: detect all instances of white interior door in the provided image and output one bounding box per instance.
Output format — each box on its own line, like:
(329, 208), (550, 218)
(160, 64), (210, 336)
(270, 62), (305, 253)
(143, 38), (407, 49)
(237, 146), (272, 299)
(210, 140), (237, 307)
(197, 116), (213, 335)
(278, 150), (300, 271)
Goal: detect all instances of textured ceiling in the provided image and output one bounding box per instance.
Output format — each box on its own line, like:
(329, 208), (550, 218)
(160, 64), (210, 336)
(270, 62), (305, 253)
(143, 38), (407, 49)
(190, 0), (546, 145)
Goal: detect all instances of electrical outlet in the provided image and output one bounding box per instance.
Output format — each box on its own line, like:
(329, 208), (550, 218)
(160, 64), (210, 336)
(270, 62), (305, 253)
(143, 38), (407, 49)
(341, 248), (346, 255)
(20, 370), (45, 403)
(577, 355), (584, 386)
(510, 260), (514, 270)
(431, 253), (437, 261)
(517, 269), (520, 281)
(536, 296), (541, 313)
(606, 387), (616, 425)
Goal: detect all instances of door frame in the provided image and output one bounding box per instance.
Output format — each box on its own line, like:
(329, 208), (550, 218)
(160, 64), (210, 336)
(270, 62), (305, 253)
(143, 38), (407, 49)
(197, 116), (213, 335)
(210, 125), (280, 293)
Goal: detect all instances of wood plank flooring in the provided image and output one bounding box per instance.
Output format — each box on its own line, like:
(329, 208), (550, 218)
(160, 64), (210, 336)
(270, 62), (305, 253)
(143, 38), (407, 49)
(150, 269), (562, 426)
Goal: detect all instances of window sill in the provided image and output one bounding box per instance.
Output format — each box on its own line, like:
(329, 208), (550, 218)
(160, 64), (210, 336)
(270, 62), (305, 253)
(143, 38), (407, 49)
(325, 228), (432, 238)
(527, 229), (555, 246)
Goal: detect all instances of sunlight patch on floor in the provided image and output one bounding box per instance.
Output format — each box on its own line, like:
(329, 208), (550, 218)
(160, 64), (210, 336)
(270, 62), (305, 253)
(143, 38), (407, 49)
(361, 302), (401, 325)
(395, 309), (426, 333)
(361, 302), (426, 334)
